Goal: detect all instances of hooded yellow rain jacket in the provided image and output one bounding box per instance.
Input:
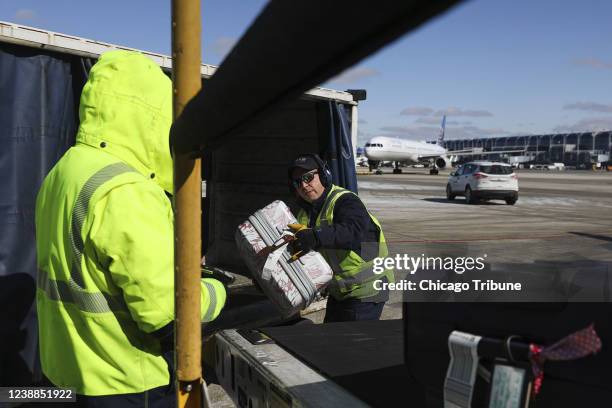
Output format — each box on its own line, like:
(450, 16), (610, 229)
(35, 50), (225, 396)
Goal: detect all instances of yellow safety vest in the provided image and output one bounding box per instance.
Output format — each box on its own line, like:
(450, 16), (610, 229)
(297, 185), (394, 301)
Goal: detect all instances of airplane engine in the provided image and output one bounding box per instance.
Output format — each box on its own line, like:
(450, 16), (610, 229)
(435, 156), (450, 169)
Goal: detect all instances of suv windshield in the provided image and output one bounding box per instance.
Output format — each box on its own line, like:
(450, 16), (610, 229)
(478, 165), (513, 175)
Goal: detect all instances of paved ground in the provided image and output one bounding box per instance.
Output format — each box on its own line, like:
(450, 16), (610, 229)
(362, 168), (612, 241)
(360, 168), (612, 316)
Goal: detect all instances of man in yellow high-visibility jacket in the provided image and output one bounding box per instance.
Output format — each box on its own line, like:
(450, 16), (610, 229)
(35, 50), (226, 406)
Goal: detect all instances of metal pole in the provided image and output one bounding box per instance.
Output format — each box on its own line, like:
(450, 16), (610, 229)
(171, 1), (203, 407)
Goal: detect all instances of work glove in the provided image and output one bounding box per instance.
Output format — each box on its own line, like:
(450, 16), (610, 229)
(287, 224), (319, 255)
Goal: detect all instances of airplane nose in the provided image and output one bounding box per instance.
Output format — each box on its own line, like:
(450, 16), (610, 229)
(364, 148), (377, 159)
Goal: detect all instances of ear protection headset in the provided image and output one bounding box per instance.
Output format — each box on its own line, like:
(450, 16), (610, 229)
(308, 153), (332, 188)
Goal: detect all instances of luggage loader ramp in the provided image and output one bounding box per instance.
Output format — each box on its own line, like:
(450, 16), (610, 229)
(261, 320), (425, 407)
(212, 320), (425, 407)
(214, 329), (369, 408)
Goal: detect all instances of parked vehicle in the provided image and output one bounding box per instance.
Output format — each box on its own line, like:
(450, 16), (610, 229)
(446, 161), (518, 205)
(549, 162), (566, 171)
(530, 162), (565, 171)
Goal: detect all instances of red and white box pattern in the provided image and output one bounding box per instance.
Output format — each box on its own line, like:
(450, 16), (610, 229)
(236, 200), (332, 315)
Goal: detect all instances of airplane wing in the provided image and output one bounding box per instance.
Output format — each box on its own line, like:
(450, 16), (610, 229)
(417, 154), (445, 160)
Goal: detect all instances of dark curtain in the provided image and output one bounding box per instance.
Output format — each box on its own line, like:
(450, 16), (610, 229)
(317, 101), (358, 193)
(0, 43), (92, 385)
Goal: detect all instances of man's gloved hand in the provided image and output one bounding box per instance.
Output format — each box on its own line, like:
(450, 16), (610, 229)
(289, 227), (319, 255)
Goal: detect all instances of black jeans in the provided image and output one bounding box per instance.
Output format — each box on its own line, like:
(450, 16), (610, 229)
(324, 297), (385, 323)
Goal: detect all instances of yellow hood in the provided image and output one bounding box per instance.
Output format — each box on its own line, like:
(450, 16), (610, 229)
(76, 50), (174, 193)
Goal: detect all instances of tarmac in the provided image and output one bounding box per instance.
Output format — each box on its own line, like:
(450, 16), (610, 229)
(360, 167), (612, 318)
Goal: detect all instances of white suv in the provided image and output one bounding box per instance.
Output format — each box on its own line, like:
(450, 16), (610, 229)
(446, 161), (519, 205)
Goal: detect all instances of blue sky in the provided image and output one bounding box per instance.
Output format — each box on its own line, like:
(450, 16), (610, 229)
(2, 1), (612, 144)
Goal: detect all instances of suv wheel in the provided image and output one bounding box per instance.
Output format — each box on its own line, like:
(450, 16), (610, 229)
(465, 186), (476, 204)
(505, 195), (518, 205)
(446, 184), (455, 201)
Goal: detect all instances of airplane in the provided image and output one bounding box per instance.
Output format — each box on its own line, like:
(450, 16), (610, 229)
(364, 115), (449, 175)
(363, 115), (526, 175)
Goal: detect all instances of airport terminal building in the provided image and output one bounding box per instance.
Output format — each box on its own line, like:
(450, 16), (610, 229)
(443, 131), (612, 168)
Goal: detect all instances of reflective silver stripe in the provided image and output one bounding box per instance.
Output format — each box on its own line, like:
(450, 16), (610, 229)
(37, 269), (127, 313)
(335, 263), (378, 292)
(202, 281), (217, 322)
(70, 162), (137, 288)
(39, 162), (138, 313)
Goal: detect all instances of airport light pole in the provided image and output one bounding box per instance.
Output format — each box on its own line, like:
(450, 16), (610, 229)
(171, 0), (205, 407)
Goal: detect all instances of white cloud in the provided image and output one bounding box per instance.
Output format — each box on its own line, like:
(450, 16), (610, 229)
(415, 117), (466, 125)
(553, 117), (612, 133)
(330, 67), (379, 85)
(211, 36), (237, 57)
(400, 107), (434, 116)
(572, 58), (612, 69)
(400, 106), (492, 118)
(451, 126), (508, 138)
(377, 125), (442, 140)
(378, 124), (507, 140)
(15, 9), (36, 21)
(563, 102), (612, 114)
(434, 106), (493, 117)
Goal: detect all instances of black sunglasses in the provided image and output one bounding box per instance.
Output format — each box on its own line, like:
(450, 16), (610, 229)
(291, 170), (318, 188)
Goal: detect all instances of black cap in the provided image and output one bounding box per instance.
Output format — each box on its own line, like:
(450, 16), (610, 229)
(289, 155), (319, 172)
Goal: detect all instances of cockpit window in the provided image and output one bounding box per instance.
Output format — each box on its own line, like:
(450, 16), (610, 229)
(365, 143), (371, 147)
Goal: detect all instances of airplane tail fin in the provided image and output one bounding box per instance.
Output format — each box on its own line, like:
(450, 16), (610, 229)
(437, 115), (446, 147)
